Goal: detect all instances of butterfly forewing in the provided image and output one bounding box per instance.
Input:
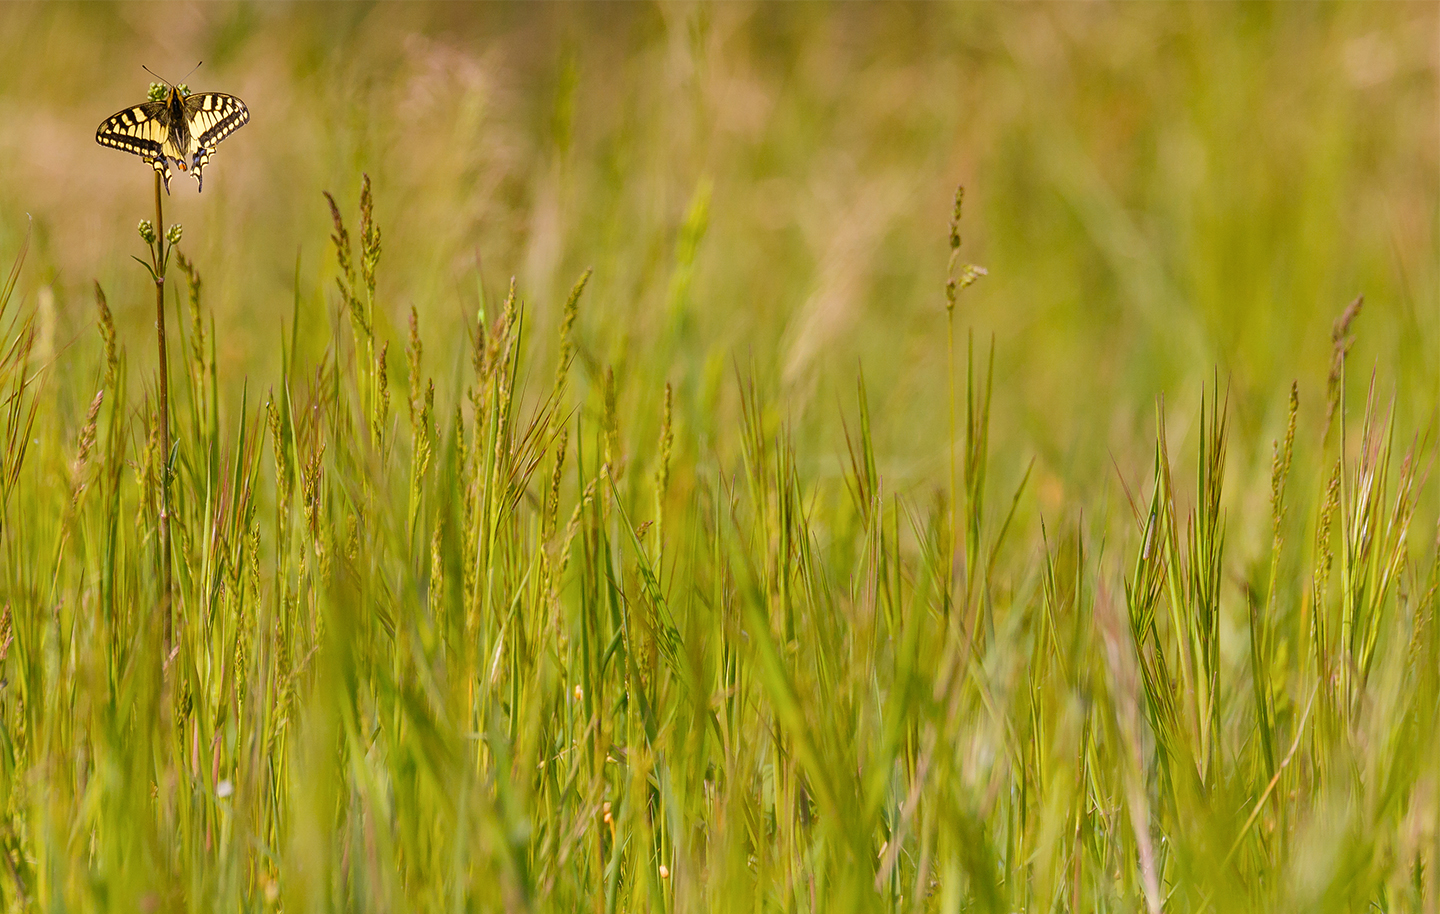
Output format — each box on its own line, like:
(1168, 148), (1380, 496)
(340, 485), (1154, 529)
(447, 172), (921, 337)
(184, 93), (250, 147)
(95, 101), (170, 161)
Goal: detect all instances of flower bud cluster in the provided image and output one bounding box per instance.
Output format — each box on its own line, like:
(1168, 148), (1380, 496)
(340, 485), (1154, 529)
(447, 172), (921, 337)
(138, 220), (156, 244)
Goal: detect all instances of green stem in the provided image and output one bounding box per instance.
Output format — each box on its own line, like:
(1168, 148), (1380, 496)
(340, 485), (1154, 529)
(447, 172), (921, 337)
(946, 303), (956, 622)
(154, 169), (173, 655)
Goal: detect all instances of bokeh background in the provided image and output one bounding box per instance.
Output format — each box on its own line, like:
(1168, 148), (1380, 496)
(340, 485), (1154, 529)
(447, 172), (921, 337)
(0, 1), (1435, 520)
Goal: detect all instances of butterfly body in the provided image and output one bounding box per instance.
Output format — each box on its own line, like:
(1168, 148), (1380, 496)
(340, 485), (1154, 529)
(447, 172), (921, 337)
(96, 82), (249, 193)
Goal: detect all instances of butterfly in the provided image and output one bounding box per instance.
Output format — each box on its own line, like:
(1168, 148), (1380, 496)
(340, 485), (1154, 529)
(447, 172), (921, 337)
(95, 69), (249, 193)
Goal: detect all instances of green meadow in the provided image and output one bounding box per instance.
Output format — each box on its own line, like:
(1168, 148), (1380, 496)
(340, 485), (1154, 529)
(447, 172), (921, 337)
(0, 3), (1436, 911)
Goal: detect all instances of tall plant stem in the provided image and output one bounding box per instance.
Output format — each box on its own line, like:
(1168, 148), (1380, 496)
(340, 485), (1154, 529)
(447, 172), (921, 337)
(153, 169), (173, 654)
(946, 304), (957, 622)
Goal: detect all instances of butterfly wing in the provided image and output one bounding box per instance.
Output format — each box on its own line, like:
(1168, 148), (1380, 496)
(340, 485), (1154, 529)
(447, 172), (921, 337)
(95, 100), (177, 189)
(185, 93), (250, 147)
(183, 93), (250, 191)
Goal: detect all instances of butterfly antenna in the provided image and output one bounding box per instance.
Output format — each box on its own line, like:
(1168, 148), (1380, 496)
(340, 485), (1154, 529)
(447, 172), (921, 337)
(141, 64), (172, 87)
(180, 61), (203, 83)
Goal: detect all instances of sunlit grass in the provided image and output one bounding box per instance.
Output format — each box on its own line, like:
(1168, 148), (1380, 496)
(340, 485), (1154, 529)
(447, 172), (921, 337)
(0, 166), (1435, 911)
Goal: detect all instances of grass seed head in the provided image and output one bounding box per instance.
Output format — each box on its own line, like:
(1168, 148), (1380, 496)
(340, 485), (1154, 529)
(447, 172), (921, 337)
(324, 191), (354, 285)
(93, 282), (117, 390)
(359, 173), (381, 298)
(407, 307), (423, 426)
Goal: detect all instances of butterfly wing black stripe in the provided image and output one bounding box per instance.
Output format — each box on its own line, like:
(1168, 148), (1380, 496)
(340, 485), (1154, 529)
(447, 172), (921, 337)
(96, 132), (165, 161)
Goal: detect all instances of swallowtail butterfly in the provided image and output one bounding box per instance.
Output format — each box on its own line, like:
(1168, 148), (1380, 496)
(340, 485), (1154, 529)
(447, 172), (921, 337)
(96, 70), (249, 193)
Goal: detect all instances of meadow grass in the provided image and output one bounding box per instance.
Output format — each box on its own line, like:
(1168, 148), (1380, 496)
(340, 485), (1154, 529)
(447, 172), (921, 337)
(0, 5), (1437, 912)
(0, 167), (1436, 912)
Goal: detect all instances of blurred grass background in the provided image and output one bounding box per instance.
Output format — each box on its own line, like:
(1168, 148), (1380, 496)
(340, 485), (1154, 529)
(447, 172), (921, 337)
(1, 2), (1434, 502)
(0, 2), (1438, 911)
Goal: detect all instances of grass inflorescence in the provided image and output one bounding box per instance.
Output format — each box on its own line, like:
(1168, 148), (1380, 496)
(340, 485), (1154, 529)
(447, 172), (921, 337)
(0, 172), (1435, 914)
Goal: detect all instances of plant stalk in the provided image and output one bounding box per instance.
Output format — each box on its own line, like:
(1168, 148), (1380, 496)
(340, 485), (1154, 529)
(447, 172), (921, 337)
(154, 169), (173, 653)
(946, 303), (956, 621)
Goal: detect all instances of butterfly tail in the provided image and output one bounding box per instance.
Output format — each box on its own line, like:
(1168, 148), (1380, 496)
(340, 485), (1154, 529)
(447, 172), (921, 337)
(152, 157), (173, 195)
(191, 148), (211, 193)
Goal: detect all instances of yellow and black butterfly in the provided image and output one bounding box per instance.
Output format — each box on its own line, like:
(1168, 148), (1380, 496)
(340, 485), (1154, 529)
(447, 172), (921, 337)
(95, 67), (249, 193)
